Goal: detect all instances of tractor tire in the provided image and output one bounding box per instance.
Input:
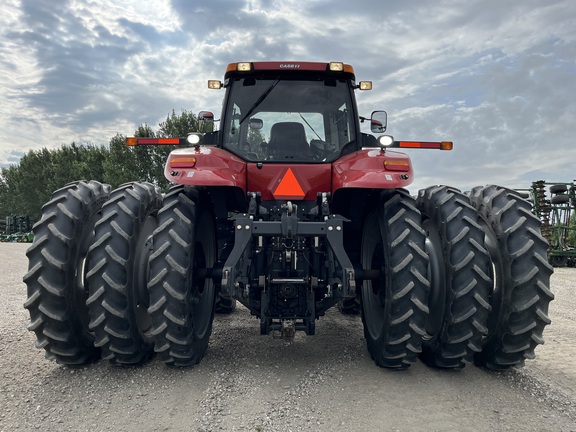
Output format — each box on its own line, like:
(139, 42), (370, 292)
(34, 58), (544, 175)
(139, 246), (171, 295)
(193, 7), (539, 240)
(85, 182), (163, 365)
(338, 297), (361, 315)
(147, 186), (217, 366)
(23, 180), (111, 365)
(550, 194), (569, 204)
(549, 255), (568, 268)
(469, 185), (554, 370)
(416, 186), (492, 368)
(549, 184), (567, 194)
(360, 189), (429, 368)
(215, 293), (237, 314)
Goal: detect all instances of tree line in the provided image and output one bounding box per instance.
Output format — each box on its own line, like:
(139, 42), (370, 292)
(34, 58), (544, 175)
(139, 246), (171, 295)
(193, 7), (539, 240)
(0, 110), (198, 220)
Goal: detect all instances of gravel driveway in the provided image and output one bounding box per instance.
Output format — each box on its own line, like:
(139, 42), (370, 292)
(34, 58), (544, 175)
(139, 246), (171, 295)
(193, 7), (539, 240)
(1, 243), (575, 431)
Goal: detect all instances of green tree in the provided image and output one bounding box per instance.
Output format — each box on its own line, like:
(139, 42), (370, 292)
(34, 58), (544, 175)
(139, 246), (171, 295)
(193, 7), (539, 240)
(0, 165), (22, 217)
(46, 143), (108, 192)
(0, 109), (201, 219)
(103, 123), (168, 189)
(103, 134), (141, 188)
(157, 109), (198, 138)
(567, 212), (576, 247)
(0, 143), (109, 220)
(15, 150), (53, 217)
(247, 127), (265, 157)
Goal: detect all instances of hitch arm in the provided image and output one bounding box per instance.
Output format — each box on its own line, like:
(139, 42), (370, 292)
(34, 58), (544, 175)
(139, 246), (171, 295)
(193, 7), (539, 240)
(221, 214), (356, 297)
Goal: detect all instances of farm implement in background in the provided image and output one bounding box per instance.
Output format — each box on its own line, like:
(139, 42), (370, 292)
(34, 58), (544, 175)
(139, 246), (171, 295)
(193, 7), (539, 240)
(0, 216), (34, 243)
(519, 180), (576, 267)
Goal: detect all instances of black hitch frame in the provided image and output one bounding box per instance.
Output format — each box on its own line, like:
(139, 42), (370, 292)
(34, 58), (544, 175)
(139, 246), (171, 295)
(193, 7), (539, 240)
(220, 204), (356, 335)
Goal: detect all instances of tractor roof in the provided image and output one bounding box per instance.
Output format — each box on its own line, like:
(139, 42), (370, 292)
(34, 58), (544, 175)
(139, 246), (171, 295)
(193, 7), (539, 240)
(224, 61), (356, 80)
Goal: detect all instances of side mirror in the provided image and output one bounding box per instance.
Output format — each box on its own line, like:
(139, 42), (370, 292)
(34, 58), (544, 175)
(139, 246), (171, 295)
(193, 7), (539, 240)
(370, 110), (387, 133)
(198, 111), (215, 133)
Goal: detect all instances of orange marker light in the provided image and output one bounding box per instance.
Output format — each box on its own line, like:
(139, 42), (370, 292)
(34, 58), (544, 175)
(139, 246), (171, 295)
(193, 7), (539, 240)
(140, 138), (180, 145)
(395, 141), (453, 150)
(384, 160), (410, 172)
(169, 156), (197, 169)
(398, 141), (439, 149)
(125, 138), (181, 146)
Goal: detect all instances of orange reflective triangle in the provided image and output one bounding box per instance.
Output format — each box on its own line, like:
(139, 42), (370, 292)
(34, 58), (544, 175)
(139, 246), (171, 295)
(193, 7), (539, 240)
(273, 168), (305, 199)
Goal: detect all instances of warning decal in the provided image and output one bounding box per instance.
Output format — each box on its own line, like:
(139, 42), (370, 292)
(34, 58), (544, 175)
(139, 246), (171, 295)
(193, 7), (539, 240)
(273, 168), (306, 199)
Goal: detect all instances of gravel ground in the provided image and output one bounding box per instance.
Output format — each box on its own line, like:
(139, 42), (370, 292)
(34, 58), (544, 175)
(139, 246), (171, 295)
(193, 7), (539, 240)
(1, 242), (575, 432)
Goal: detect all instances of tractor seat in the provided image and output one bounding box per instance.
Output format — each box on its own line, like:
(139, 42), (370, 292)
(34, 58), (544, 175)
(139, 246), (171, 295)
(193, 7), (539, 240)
(267, 122), (310, 160)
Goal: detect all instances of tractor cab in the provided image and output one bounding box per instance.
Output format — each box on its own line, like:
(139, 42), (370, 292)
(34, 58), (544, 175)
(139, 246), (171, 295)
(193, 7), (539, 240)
(206, 61), (374, 163)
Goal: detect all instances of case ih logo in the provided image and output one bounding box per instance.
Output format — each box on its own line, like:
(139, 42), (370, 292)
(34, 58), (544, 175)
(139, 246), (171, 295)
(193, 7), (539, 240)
(279, 64), (300, 69)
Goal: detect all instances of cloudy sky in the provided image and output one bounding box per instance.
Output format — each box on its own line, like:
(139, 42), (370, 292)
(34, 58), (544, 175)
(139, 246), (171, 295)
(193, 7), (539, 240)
(1, 0), (574, 192)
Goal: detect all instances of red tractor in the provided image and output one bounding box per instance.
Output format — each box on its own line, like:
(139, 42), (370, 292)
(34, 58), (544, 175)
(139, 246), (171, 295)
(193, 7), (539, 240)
(24, 61), (553, 370)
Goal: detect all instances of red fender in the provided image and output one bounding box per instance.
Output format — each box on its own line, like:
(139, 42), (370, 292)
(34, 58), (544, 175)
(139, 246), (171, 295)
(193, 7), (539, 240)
(165, 147), (247, 193)
(332, 149), (414, 192)
(165, 147), (413, 198)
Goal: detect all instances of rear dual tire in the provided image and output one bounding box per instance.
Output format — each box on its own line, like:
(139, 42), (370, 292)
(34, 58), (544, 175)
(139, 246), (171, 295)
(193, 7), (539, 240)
(360, 189), (429, 368)
(23, 181), (111, 365)
(417, 186), (492, 368)
(147, 186), (217, 366)
(469, 185), (554, 370)
(85, 182), (163, 365)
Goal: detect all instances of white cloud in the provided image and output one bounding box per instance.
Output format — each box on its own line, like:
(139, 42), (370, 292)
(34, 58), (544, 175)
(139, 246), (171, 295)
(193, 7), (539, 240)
(0, 0), (574, 195)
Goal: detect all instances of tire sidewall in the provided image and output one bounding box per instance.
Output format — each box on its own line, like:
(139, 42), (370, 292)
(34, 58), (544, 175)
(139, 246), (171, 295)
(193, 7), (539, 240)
(360, 212), (390, 343)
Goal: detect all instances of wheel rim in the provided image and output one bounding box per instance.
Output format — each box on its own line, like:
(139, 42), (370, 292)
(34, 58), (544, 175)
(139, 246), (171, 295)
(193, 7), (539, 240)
(133, 213), (157, 338)
(422, 217), (446, 339)
(550, 255), (567, 267)
(191, 212), (215, 340)
(362, 215), (386, 340)
(477, 218), (502, 340)
(74, 214), (99, 338)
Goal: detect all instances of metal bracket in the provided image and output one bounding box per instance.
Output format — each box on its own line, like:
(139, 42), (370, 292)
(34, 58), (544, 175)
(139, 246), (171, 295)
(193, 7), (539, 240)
(221, 213), (355, 297)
